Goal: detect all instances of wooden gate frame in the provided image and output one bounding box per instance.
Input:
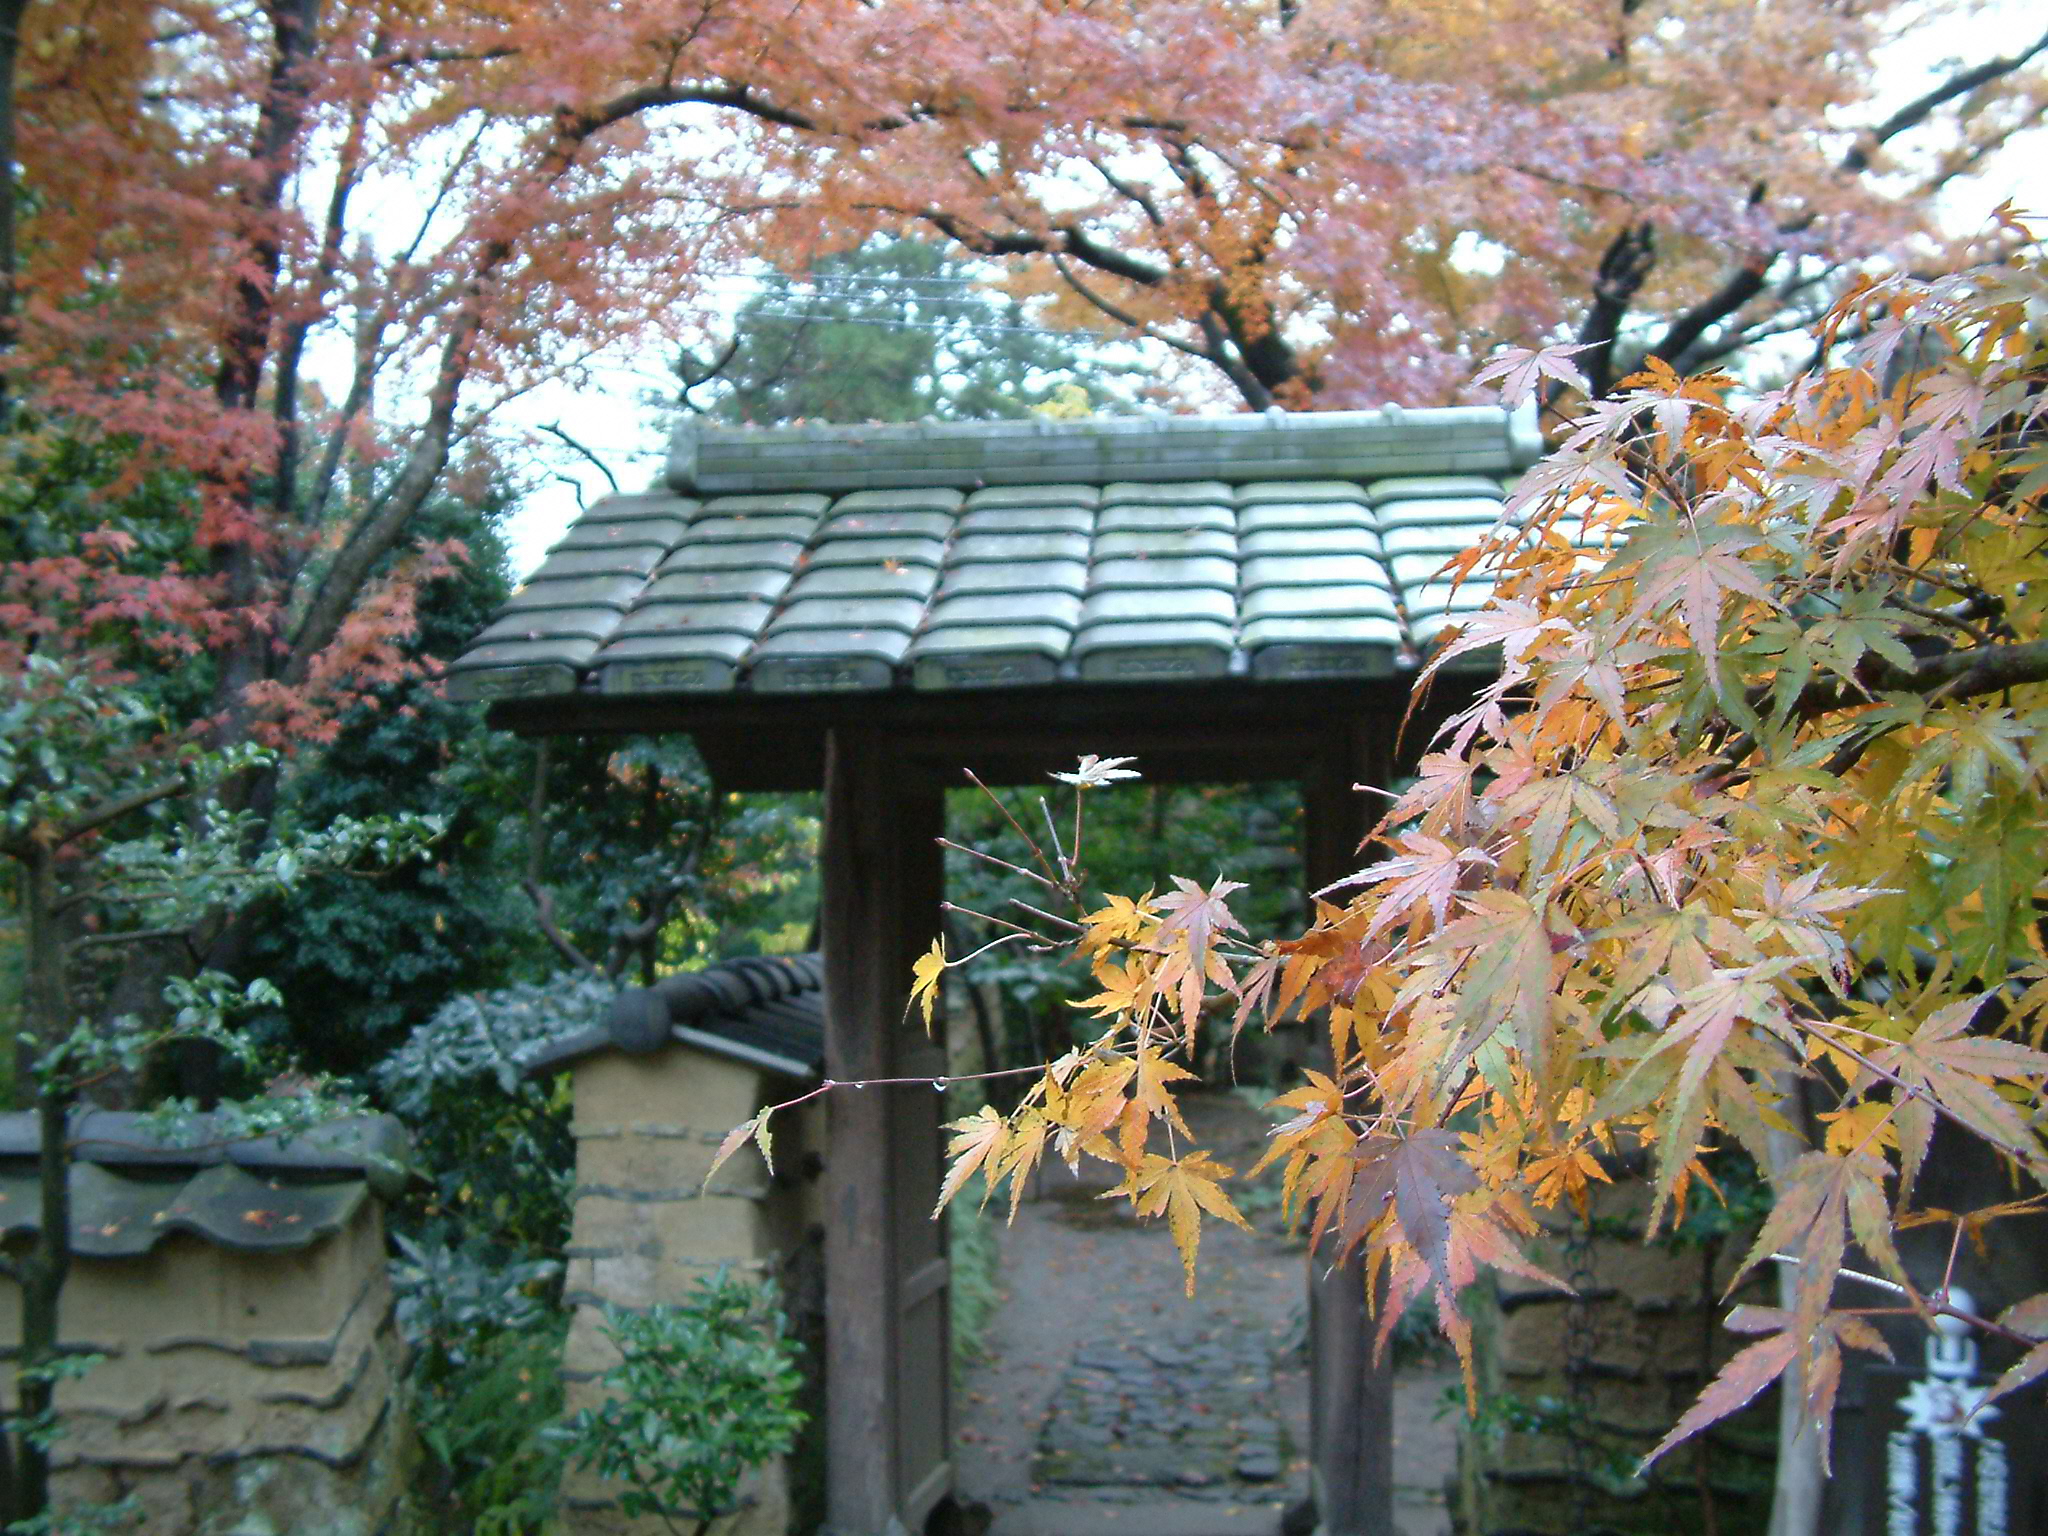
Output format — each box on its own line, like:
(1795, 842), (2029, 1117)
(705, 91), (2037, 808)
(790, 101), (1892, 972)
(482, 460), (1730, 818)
(496, 679), (1430, 1536)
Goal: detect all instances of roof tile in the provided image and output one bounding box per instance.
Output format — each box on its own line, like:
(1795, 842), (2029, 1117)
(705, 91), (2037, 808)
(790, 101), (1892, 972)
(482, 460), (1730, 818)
(474, 606), (625, 646)
(927, 591), (1084, 631)
(1093, 527), (1236, 560)
(684, 513), (820, 542)
(749, 628), (912, 692)
(1096, 502), (1235, 535)
(963, 483), (1100, 510)
(1238, 552), (1386, 589)
(819, 509), (958, 541)
(599, 631), (752, 693)
(1080, 587), (1237, 626)
(499, 573), (646, 613)
(1089, 554), (1239, 592)
(1366, 474), (1507, 506)
(453, 408), (1546, 699)
(553, 516), (689, 552)
(958, 506), (1094, 536)
(952, 530), (1091, 564)
(910, 624), (1072, 690)
(1072, 618), (1235, 681)
(805, 535), (948, 569)
(661, 537), (807, 572)
(614, 600), (772, 639)
(767, 596), (927, 635)
(789, 563), (942, 601)
(937, 559), (1089, 598)
(1241, 584), (1398, 622)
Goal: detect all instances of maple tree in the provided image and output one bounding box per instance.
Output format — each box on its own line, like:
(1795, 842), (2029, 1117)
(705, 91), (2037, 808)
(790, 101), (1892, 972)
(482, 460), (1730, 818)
(838, 238), (2048, 1510)
(0, 0), (2032, 871)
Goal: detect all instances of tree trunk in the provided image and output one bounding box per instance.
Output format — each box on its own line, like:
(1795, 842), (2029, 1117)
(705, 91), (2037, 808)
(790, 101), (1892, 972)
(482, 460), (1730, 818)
(6, 844), (75, 1528)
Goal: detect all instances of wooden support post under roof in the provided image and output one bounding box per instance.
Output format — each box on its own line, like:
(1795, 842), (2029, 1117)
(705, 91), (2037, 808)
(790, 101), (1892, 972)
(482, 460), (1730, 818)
(821, 727), (950, 1536)
(1302, 717), (1396, 1536)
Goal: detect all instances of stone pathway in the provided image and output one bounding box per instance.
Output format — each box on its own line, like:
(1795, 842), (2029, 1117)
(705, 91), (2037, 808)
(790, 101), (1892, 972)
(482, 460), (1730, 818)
(952, 1091), (1458, 1536)
(1036, 1329), (1287, 1492)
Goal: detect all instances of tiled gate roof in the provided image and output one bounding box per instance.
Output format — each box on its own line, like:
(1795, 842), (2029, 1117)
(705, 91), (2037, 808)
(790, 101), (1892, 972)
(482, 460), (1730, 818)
(447, 407), (1552, 703)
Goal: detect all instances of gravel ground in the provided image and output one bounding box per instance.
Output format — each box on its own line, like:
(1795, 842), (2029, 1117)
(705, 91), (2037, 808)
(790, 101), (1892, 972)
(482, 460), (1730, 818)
(952, 1091), (1458, 1536)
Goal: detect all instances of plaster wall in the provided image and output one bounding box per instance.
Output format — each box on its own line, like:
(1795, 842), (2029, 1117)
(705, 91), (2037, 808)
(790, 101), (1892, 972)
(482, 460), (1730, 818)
(0, 1200), (410, 1535)
(561, 1045), (825, 1536)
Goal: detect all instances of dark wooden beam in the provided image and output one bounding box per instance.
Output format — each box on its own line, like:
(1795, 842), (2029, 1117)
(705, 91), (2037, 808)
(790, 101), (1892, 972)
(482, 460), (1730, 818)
(488, 676), (1435, 791)
(820, 726), (949, 1536)
(1302, 716), (1396, 1536)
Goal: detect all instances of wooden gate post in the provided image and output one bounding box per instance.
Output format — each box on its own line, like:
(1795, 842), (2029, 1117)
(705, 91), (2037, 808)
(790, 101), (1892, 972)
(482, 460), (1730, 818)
(1302, 720), (1395, 1536)
(820, 727), (950, 1536)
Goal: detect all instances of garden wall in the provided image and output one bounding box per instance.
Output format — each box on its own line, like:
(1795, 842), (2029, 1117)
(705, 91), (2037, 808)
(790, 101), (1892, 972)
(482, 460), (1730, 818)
(1453, 1176), (1776, 1536)
(0, 1112), (412, 1536)
(529, 953), (829, 1536)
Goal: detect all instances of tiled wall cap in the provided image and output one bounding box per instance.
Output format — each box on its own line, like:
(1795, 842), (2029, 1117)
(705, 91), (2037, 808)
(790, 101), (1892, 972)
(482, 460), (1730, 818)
(1238, 527), (1386, 559)
(751, 628), (914, 666)
(1379, 522), (1498, 558)
(1404, 579), (1496, 616)
(581, 491), (702, 521)
(444, 662), (579, 703)
(450, 635), (603, 672)
(599, 630), (754, 666)
(1248, 639), (1401, 681)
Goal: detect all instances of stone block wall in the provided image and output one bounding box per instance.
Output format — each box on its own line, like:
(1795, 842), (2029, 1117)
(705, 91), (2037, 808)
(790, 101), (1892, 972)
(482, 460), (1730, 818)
(559, 1045), (826, 1536)
(0, 1198), (410, 1535)
(1453, 1179), (1776, 1536)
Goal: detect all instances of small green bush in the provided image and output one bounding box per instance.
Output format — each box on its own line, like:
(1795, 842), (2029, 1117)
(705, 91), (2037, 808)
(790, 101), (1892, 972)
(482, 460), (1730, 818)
(565, 1274), (806, 1536)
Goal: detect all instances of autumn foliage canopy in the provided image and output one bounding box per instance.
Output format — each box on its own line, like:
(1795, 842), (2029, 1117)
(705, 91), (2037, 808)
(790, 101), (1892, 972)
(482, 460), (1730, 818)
(891, 238), (2048, 1463)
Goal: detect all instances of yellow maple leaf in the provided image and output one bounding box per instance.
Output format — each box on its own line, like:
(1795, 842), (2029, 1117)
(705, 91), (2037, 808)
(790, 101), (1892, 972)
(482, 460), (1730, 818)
(1070, 959), (1152, 1019)
(908, 937), (947, 1031)
(1079, 892), (1157, 956)
(1817, 1099), (1900, 1157)
(1123, 1150), (1251, 1296)
(935, 1106), (1009, 1215)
